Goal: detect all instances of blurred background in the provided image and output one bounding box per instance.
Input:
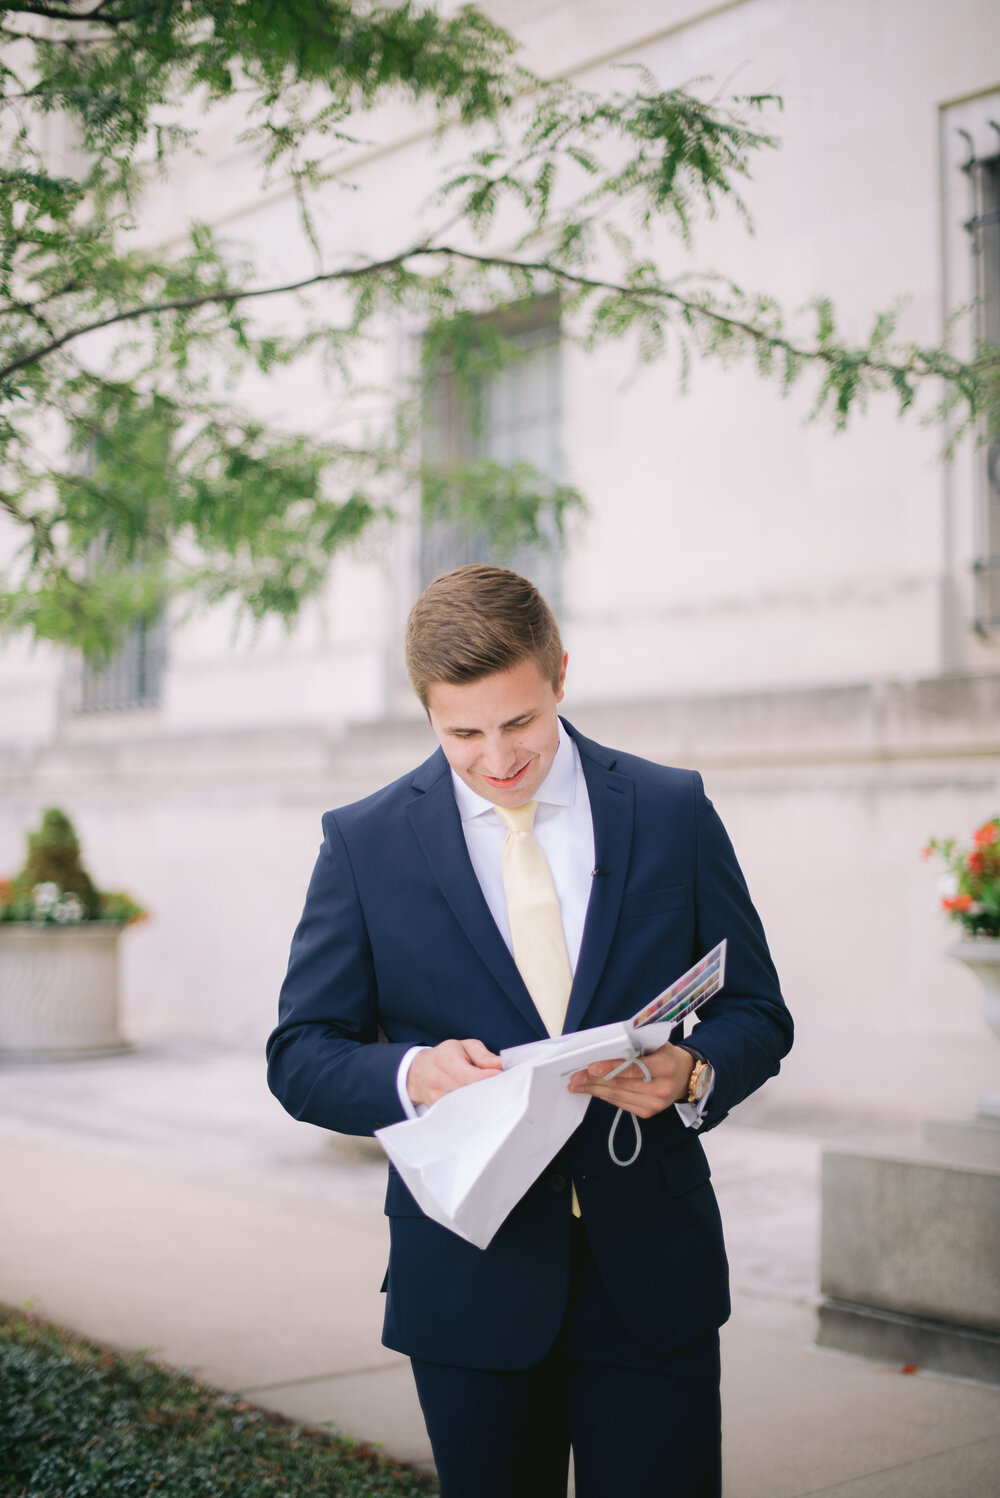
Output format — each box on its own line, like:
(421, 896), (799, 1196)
(3, 0), (998, 1122)
(2, 5), (999, 1490)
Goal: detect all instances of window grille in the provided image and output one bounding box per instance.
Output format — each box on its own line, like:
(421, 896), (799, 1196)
(965, 134), (1000, 632)
(419, 299), (564, 606)
(74, 613), (165, 714)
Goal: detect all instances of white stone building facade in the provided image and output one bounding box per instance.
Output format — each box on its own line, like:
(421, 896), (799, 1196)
(2, 0), (1000, 1122)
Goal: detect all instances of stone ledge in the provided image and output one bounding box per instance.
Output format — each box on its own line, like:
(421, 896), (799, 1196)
(820, 1149), (1000, 1332)
(817, 1298), (1000, 1386)
(2, 671), (1000, 786)
(925, 1115), (1000, 1165)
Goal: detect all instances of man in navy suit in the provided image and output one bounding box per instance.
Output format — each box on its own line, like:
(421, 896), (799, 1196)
(267, 565), (792, 1497)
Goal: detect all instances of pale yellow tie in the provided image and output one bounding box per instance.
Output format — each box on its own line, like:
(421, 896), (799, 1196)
(495, 802), (581, 1217)
(495, 801), (572, 1039)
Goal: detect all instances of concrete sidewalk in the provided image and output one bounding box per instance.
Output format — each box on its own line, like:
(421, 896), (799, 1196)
(1, 1045), (997, 1496)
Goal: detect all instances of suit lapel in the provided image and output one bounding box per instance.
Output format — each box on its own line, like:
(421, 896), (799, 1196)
(563, 727), (634, 1034)
(405, 752), (549, 1038)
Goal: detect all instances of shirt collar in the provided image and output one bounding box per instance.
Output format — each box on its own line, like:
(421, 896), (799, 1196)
(451, 719), (578, 824)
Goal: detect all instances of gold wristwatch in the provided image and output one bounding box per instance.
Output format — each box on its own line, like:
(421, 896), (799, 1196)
(678, 1045), (713, 1104)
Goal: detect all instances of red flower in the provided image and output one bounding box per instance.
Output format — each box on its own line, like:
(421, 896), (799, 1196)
(967, 850), (986, 876)
(920, 844), (933, 860)
(942, 894), (973, 913)
(973, 821), (998, 848)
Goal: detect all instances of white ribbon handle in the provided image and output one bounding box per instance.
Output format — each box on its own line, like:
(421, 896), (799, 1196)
(602, 1047), (652, 1167)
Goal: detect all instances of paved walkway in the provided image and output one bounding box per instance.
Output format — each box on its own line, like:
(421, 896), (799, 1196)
(1, 1045), (997, 1496)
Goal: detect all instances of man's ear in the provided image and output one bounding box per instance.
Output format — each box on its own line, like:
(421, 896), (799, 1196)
(555, 651), (568, 702)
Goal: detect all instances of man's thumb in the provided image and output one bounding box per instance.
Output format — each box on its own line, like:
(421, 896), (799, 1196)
(462, 1037), (502, 1068)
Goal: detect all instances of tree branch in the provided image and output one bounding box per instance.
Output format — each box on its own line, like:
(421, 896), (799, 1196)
(0, 491), (57, 558)
(0, 278), (83, 323)
(1, 243), (984, 395)
(436, 249), (981, 385)
(0, 254), (415, 380)
(4, 2), (129, 23)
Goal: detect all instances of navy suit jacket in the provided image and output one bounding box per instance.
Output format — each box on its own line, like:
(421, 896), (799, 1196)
(267, 719), (792, 1370)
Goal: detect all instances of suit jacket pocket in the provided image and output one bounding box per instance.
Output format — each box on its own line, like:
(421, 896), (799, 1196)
(620, 884), (689, 920)
(658, 1137), (712, 1197)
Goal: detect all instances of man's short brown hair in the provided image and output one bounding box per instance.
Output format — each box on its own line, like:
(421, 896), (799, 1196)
(405, 565), (564, 709)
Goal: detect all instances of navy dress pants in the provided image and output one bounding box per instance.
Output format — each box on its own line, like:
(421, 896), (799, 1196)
(410, 1219), (722, 1498)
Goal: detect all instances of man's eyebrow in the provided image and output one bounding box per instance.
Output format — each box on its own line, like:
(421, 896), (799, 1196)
(444, 708), (537, 733)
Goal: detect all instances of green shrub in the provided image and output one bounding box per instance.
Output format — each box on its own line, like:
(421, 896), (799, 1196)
(0, 809), (146, 926)
(10, 809), (99, 917)
(0, 1305), (435, 1497)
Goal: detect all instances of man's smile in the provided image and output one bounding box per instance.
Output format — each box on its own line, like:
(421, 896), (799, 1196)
(480, 762), (531, 790)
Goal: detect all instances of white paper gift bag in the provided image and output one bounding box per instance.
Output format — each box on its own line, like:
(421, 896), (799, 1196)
(375, 943), (726, 1250)
(377, 1024), (645, 1249)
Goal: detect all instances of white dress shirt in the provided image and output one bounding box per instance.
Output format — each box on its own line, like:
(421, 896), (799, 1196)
(395, 722), (711, 1125)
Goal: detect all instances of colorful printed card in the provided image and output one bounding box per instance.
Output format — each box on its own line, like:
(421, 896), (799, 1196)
(627, 939), (727, 1031)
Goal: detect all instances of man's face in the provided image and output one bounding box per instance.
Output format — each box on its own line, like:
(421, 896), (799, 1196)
(426, 653), (568, 808)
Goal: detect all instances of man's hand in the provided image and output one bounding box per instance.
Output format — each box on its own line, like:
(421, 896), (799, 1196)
(567, 1041), (695, 1118)
(407, 1038), (502, 1108)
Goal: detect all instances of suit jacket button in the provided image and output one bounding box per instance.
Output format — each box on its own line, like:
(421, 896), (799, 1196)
(546, 1172), (568, 1193)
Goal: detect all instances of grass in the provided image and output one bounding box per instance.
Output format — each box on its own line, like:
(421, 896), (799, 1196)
(0, 1303), (437, 1497)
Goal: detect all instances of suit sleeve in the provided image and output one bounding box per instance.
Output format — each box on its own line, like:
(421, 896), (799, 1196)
(266, 811), (412, 1136)
(684, 773), (793, 1129)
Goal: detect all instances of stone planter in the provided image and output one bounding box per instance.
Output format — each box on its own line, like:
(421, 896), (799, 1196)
(0, 923), (128, 1058)
(949, 937), (1000, 1118)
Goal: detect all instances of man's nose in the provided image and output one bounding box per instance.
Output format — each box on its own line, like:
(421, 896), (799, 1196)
(480, 737), (515, 776)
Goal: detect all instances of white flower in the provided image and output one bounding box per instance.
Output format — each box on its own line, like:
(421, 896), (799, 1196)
(31, 881), (61, 910)
(937, 873), (959, 898)
(52, 895), (84, 924)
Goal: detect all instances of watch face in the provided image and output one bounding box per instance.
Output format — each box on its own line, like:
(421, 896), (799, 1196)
(690, 1061), (712, 1101)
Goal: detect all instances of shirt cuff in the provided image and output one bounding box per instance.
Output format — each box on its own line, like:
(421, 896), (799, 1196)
(673, 1070), (715, 1131)
(396, 1045), (430, 1120)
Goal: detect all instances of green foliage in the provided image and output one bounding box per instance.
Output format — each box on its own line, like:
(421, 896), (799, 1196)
(10, 806), (99, 916)
(0, 1302), (436, 1496)
(0, 3), (992, 661)
(422, 456), (583, 558)
(1, 805), (146, 923)
(97, 889), (146, 924)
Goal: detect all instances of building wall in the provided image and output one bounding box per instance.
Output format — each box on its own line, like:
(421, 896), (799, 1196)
(2, 1), (1000, 1123)
(2, 675), (998, 1121)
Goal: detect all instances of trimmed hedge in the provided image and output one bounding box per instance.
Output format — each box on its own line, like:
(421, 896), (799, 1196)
(0, 1304), (436, 1496)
